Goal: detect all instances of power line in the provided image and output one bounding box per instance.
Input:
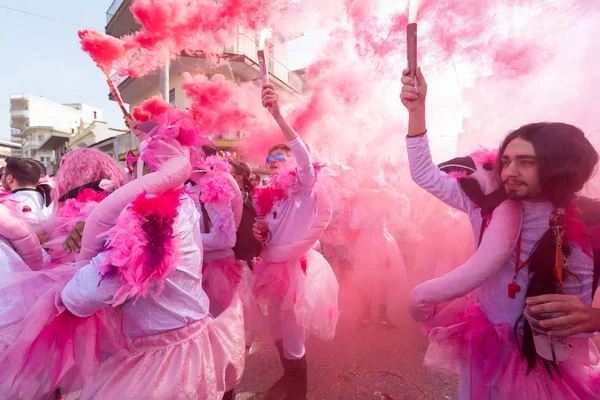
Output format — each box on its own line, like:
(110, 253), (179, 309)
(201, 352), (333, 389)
(0, 4), (96, 30)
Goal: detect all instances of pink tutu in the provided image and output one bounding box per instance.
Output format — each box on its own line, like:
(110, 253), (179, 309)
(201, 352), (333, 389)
(423, 296), (600, 399)
(203, 256), (252, 314)
(253, 249), (339, 341)
(203, 256), (260, 339)
(0, 264), (123, 399)
(349, 230), (410, 304)
(78, 295), (246, 400)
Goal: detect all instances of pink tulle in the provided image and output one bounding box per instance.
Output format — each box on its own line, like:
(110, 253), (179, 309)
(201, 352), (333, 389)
(202, 257), (258, 337)
(423, 296), (600, 399)
(98, 190), (182, 305)
(253, 250), (339, 341)
(77, 296), (246, 399)
(0, 264), (123, 398)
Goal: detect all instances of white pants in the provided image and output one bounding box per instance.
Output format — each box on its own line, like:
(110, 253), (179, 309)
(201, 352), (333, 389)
(267, 302), (306, 360)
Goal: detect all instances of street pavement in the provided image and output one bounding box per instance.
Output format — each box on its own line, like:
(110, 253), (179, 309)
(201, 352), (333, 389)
(235, 284), (458, 400)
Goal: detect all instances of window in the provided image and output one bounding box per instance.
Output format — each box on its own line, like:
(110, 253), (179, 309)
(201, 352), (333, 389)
(93, 111), (97, 119)
(169, 89), (176, 106)
(37, 134), (43, 141)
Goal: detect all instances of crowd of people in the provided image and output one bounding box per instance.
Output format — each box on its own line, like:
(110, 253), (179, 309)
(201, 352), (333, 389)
(0, 74), (598, 400)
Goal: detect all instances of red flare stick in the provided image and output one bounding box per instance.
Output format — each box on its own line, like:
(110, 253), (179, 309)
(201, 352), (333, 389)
(407, 23), (418, 80)
(257, 50), (270, 85)
(105, 73), (130, 117)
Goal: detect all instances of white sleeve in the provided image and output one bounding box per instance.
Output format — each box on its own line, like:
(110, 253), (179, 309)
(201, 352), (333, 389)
(61, 253), (121, 317)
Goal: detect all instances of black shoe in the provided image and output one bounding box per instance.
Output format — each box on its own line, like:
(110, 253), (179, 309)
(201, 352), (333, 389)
(282, 356), (307, 400)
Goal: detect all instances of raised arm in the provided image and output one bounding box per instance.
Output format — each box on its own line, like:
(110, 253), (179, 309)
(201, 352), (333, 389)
(400, 68), (473, 213)
(262, 84), (315, 187)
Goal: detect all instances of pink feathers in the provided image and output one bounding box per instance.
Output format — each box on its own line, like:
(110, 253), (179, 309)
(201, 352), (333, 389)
(99, 190), (182, 306)
(200, 177), (235, 205)
(199, 155), (232, 174)
(565, 199), (596, 255)
(471, 148), (499, 168)
(447, 171), (469, 181)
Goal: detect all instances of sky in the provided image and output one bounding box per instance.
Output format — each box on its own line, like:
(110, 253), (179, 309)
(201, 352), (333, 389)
(0, 0), (328, 143)
(0, 1), (127, 140)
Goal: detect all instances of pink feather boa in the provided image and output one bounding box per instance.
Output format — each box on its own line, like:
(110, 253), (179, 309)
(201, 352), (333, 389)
(98, 189), (182, 306)
(253, 164), (322, 217)
(564, 198), (600, 255)
(196, 156), (235, 213)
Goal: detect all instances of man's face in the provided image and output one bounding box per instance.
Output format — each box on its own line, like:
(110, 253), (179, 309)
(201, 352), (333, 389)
(500, 138), (543, 201)
(266, 149), (293, 176)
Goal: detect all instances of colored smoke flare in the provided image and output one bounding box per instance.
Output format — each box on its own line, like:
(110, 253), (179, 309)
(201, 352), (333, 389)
(105, 73), (130, 118)
(258, 28), (272, 85)
(407, 0), (419, 81)
(258, 50), (270, 85)
(408, 0), (420, 24)
(407, 23), (418, 80)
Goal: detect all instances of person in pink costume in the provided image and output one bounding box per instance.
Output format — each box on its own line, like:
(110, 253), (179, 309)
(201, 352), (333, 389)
(349, 175), (411, 328)
(42, 148), (129, 261)
(401, 68), (600, 399)
(0, 110), (246, 399)
(318, 163), (358, 283)
(187, 153), (255, 400)
(187, 154), (248, 315)
(252, 84), (339, 400)
(0, 194), (44, 273)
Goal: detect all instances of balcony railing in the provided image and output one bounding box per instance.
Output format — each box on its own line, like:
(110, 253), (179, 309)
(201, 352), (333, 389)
(224, 33), (303, 94)
(107, 0), (126, 24)
(110, 72), (127, 86)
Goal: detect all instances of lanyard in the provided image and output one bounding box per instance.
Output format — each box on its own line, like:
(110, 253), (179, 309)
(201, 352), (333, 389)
(508, 233), (531, 299)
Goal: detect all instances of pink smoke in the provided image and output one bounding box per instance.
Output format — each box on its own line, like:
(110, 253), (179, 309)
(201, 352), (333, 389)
(78, 30), (125, 74)
(132, 96), (174, 122)
(181, 73), (258, 137)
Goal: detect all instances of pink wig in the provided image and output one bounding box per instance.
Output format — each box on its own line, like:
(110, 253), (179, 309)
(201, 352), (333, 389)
(52, 149), (129, 203)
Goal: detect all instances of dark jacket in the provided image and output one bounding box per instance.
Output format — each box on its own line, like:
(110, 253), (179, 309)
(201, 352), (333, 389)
(233, 194), (263, 267)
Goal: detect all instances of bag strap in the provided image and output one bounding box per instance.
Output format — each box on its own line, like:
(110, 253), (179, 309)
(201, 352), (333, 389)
(200, 201), (211, 233)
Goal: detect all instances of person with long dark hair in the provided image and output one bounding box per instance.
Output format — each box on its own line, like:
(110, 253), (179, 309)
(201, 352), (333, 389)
(401, 67), (600, 399)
